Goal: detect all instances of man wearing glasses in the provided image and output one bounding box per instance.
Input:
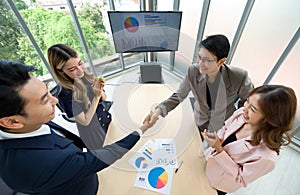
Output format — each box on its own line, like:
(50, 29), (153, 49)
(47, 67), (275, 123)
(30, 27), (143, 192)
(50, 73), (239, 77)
(150, 34), (254, 136)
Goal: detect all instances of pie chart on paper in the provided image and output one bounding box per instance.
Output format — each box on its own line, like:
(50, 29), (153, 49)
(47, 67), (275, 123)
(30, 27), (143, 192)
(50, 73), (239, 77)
(148, 167), (168, 189)
(135, 157), (148, 169)
(124, 17), (139, 33)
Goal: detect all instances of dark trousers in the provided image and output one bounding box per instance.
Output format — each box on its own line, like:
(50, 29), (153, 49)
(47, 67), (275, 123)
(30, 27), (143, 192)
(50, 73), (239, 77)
(197, 126), (206, 141)
(217, 189), (227, 195)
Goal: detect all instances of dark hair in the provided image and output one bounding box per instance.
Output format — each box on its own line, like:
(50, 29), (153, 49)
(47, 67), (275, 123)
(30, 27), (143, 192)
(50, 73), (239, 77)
(249, 85), (297, 154)
(199, 34), (230, 61)
(0, 60), (34, 118)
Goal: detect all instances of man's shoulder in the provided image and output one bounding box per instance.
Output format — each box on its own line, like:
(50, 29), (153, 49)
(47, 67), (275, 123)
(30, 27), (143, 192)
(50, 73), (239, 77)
(188, 64), (199, 71)
(224, 64), (248, 75)
(187, 64), (200, 77)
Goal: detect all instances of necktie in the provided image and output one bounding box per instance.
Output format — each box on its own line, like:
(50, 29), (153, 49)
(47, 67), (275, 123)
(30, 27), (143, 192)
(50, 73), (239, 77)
(47, 121), (86, 150)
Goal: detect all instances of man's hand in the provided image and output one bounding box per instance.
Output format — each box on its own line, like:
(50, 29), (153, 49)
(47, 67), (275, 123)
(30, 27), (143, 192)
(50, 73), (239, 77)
(139, 112), (158, 133)
(149, 108), (161, 124)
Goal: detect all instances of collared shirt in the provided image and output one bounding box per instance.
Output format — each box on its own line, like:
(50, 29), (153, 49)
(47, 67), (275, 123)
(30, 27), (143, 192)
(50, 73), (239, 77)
(136, 129), (143, 136)
(0, 125), (143, 140)
(0, 125), (51, 140)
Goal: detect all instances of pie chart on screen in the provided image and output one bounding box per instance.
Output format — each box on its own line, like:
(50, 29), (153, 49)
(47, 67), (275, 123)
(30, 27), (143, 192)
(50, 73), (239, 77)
(124, 17), (139, 33)
(148, 167), (168, 189)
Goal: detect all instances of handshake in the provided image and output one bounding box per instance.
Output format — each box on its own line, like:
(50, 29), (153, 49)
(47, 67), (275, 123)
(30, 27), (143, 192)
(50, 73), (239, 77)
(138, 108), (161, 134)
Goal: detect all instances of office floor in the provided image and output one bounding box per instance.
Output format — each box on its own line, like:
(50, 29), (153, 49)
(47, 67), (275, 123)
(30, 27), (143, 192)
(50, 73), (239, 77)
(229, 145), (300, 195)
(103, 65), (300, 195)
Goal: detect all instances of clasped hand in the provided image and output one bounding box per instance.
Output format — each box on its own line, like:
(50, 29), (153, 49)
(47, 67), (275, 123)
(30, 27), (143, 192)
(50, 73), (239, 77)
(201, 129), (222, 150)
(92, 78), (105, 98)
(140, 111), (158, 133)
(149, 108), (161, 124)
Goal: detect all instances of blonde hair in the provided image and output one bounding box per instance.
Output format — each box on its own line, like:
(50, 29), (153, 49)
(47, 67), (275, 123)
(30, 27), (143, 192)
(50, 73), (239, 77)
(47, 44), (95, 110)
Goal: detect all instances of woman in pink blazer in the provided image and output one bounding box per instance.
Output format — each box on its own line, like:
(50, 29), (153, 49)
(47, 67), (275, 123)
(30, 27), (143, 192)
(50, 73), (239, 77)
(202, 85), (297, 195)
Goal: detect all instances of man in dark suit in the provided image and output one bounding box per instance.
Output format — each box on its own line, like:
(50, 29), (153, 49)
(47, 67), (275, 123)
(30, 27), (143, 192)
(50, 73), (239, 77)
(0, 60), (156, 195)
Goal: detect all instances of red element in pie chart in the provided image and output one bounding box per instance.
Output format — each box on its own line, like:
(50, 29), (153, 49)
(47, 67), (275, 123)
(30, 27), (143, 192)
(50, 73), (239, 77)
(124, 17), (139, 33)
(148, 167), (168, 189)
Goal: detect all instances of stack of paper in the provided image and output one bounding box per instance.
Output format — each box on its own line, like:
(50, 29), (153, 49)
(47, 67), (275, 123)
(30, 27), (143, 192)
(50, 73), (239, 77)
(129, 139), (178, 195)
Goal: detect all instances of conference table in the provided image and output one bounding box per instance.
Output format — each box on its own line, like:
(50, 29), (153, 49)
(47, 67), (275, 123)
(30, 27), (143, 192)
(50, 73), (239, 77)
(97, 83), (217, 195)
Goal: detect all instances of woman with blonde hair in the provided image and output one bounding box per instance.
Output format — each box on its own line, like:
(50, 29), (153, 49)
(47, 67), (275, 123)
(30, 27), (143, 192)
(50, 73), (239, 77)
(47, 44), (111, 149)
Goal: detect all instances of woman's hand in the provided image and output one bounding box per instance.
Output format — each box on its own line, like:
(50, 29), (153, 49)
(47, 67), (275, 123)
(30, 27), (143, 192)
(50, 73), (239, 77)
(201, 129), (223, 153)
(99, 77), (107, 100)
(92, 79), (103, 99)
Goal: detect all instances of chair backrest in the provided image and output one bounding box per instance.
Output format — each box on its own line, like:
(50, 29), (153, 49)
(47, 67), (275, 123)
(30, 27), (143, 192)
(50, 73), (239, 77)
(140, 63), (162, 83)
(50, 85), (76, 123)
(101, 100), (113, 111)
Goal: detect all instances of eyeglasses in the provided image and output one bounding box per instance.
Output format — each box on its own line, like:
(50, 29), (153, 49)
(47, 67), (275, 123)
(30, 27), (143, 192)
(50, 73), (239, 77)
(197, 55), (216, 64)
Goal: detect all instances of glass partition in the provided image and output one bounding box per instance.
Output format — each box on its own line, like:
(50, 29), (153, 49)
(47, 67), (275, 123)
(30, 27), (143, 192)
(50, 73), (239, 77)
(163, 0), (203, 75)
(1, 0), (54, 86)
(231, 0), (300, 86)
(108, 0), (145, 68)
(204, 0), (247, 44)
(1, 0), (300, 122)
(157, 0), (173, 10)
(270, 39), (300, 126)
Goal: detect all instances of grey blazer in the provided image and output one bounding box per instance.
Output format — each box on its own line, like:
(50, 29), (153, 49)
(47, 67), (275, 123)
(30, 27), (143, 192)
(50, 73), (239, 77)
(157, 64), (254, 132)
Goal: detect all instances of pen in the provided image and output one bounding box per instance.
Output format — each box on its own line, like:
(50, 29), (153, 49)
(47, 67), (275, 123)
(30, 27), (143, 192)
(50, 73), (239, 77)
(175, 160), (183, 173)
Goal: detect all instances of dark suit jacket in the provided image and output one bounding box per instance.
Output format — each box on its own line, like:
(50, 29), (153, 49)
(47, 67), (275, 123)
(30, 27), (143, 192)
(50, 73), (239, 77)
(0, 124), (140, 195)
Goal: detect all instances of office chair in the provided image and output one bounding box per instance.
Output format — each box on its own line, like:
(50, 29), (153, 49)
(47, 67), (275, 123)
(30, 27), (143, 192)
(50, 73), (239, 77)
(50, 85), (76, 123)
(50, 85), (113, 123)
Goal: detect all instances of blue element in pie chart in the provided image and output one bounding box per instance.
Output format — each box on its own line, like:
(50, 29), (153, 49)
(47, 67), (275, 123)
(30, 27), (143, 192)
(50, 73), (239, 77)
(148, 167), (168, 189)
(124, 17), (139, 33)
(135, 157), (147, 168)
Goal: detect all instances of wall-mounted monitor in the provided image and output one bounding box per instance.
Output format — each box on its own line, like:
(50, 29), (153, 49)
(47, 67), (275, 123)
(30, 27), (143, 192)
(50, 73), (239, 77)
(108, 11), (182, 53)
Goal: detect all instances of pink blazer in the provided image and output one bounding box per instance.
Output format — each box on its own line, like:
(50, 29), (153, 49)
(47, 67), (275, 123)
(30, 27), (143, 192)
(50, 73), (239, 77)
(204, 108), (277, 192)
